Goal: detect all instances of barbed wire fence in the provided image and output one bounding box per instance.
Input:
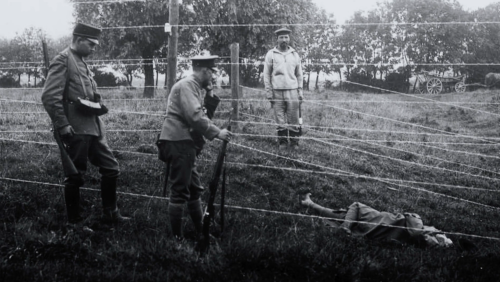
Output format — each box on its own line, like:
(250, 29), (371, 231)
(1, 0), (500, 242)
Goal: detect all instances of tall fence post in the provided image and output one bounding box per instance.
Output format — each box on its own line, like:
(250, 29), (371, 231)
(166, 0), (179, 95)
(42, 40), (50, 77)
(230, 43), (239, 122)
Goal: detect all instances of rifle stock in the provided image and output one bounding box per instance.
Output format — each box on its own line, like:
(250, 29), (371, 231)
(199, 123), (231, 254)
(53, 129), (79, 176)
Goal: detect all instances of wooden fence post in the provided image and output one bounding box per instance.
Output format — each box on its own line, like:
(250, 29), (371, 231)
(42, 40), (50, 77)
(230, 43), (239, 122)
(166, 0), (179, 95)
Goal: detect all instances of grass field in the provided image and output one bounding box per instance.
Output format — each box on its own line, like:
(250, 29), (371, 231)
(1, 86), (500, 281)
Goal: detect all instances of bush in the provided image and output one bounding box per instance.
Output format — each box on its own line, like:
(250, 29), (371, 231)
(0, 75), (19, 88)
(92, 69), (119, 87)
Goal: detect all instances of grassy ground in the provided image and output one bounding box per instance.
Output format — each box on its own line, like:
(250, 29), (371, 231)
(1, 86), (500, 281)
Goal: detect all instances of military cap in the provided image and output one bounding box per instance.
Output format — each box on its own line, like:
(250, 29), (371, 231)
(191, 55), (219, 72)
(73, 23), (102, 45)
(275, 27), (292, 36)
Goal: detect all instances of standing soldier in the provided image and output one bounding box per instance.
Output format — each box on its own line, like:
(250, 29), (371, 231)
(157, 55), (232, 241)
(263, 27), (304, 149)
(42, 23), (130, 227)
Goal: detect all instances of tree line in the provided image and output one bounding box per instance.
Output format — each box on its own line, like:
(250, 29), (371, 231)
(1, 0), (500, 95)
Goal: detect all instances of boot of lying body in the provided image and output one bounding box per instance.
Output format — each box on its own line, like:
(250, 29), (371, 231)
(101, 176), (131, 223)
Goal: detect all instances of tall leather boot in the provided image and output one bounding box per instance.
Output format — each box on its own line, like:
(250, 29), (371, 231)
(277, 129), (288, 149)
(168, 202), (185, 240)
(188, 199), (203, 240)
(101, 177), (130, 223)
(64, 184), (83, 224)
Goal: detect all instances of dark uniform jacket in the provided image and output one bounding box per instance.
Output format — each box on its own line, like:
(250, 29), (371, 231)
(42, 47), (103, 136)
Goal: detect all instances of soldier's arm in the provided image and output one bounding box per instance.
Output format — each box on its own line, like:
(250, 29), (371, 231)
(263, 52), (274, 99)
(41, 54), (70, 130)
(179, 81), (221, 140)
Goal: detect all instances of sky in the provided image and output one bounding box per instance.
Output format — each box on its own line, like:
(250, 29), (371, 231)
(0, 0), (497, 40)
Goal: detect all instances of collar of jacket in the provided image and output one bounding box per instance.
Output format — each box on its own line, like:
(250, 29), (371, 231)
(271, 46), (296, 55)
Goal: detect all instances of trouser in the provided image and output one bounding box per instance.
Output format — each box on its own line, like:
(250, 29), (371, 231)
(272, 89), (300, 133)
(62, 134), (120, 186)
(158, 140), (205, 237)
(159, 140), (204, 204)
(60, 134), (120, 223)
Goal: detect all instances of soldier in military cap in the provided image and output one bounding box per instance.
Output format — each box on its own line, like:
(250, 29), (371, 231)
(263, 27), (304, 149)
(157, 54), (232, 241)
(42, 23), (130, 228)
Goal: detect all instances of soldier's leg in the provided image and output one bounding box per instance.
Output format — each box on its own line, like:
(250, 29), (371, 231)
(284, 90), (301, 148)
(273, 91), (288, 148)
(187, 165), (205, 237)
(88, 135), (129, 223)
(300, 193), (346, 220)
(165, 141), (197, 238)
(63, 135), (90, 223)
(339, 202), (361, 234)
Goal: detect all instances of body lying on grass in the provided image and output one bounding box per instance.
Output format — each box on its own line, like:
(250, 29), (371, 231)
(300, 193), (453, 248)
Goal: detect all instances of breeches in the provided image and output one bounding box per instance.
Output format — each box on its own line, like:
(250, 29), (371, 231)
(272, 89), (300, 132)
(159, 140), (204, 204)
(63, 134), (120, 185)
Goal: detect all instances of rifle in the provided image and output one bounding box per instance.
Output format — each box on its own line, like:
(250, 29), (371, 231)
(52, 128), (79, 176)
(198, 120), (231, 254)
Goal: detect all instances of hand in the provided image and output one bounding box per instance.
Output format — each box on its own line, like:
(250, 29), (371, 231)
(298, 89), (304, 101)
(59, 125), (75, 138)
(204, 82), (214, 97)
(216, 128), (233, 142)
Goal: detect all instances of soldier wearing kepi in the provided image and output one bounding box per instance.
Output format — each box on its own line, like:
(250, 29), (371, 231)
(42, 23), (130, 226)
(157, 55), (232, 241)
(263, 27), (304, 149)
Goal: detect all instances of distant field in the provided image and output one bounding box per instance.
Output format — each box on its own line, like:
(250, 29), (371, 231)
(1, 87), (499, 281)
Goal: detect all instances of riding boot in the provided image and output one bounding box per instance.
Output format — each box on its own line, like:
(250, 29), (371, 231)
(101, 177), (130, 223)
(64, 184), (83, 224)
(169, 202), (185, 239)
(188, 199), (204, 240)
(277, 129), (288, 149)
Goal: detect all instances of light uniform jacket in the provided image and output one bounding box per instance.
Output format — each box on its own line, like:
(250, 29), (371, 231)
(42, 48), (102, 136)
(263, 46), (303, 99)
(159, 75), (220, 142)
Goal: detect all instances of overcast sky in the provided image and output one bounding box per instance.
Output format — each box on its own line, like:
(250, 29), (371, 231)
(0, 0), (496, 40)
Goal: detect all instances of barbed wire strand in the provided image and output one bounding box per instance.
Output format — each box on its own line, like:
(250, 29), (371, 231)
(228, 141), (500, 209)
(0, 176), (498, 241)
(1, 133), (497, 192)
(2, 137), (498, 194)
(232, 120), (500, 141)
(3, 104), (497, 141)
(307, 101), (499, 144)
(93, 21), (500, 30)
(2, 128), (498, 147)
(307, 127), (500, 162)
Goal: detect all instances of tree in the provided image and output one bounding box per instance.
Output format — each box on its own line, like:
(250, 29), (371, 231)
(300, 8), (337, 90)
(74, 0), (197, 97)
(188, 0), (326, 86)
(8, 27), (47, 87)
